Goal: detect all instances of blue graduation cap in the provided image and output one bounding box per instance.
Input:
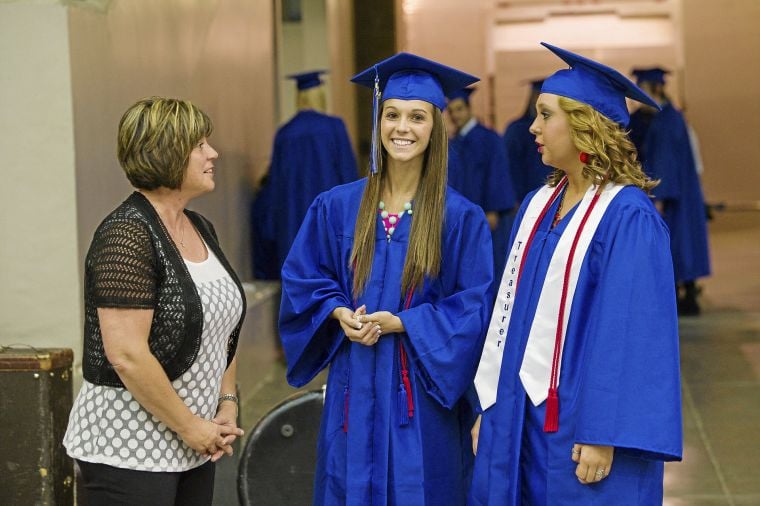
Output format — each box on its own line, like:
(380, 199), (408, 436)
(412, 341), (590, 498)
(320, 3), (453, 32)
(447, 86), (476, 105)
(632, 67), (669, 85)
(539, 42), (659, 126)
(287, 70), (327, 91)
(351, 52), (479, 111)
(352, 52), (479, 173)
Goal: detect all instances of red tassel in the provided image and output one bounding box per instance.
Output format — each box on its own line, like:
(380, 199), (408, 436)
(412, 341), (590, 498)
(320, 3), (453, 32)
(399, 342), (415, 421)
(401, 369), (414, 419)
(543, 388), (559, 432)
(397, 289), (416, 425)
(540, 185), (602, 435)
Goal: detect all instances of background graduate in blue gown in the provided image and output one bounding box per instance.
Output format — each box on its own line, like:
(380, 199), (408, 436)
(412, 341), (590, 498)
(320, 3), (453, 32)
(446, 87), (517, 278)
(279, 53), (494, 506)
(626, 74), (656, 159)
(251, 70), (358, 279)
(502, 79), (553, 204)
(249, 171), (278, 279)
(633, 68), (711, 315)
(470, 43), (682, 506)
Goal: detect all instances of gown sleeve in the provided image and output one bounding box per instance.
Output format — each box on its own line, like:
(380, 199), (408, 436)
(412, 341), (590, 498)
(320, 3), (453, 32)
(398, 204), (495, 409)
(573, 203), (683, 461)
(279, 193), (353, 387)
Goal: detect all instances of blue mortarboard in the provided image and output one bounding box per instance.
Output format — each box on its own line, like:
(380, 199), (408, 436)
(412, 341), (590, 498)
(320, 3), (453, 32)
(632, 67), (669, 85)
(287, 70), (327, 91)
(447, 86), (476, 104)
(351, 52), (479, 111)
(352, 52), (479, 173)
(540, 42), (659, 126)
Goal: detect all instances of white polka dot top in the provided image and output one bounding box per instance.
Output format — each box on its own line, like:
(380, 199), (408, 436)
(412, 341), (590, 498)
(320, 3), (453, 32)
(63, 243), (244, 472)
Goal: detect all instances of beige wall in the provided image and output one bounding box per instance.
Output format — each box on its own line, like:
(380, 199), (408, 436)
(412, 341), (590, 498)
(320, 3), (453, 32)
(277, 0), (330, 123)
(490, 2), (678, 131)
(326, 0), (358, 152)
(682, 0), (760, 202)
(68, 0), (277, 283)
(399, 0), (759, 204)
(396, 0), (492, 127)
(0, 2), (82, 352)
(0, 0), (277, 378)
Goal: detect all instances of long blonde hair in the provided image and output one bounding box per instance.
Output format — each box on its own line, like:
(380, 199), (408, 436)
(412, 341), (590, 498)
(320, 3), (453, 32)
(546, 97), (658, 193)
(350, 105), (448, 298)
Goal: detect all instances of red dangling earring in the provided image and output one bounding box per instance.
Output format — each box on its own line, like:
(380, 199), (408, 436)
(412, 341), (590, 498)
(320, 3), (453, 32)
(579, 152), (590, 164)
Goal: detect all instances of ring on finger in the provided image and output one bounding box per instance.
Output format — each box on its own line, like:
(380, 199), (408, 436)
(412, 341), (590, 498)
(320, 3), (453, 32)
(571, 449), (581, 456)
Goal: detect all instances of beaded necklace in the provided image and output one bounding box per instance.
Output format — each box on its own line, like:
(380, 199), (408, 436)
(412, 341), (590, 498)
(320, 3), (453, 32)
(378, 201), (413, 241)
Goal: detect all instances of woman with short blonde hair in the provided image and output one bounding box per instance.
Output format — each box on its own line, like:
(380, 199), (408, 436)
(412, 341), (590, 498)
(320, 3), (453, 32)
(64, 97), (246, 505)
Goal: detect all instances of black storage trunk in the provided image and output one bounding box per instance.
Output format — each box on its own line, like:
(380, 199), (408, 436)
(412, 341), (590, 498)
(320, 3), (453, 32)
(0, 347), (75, 505)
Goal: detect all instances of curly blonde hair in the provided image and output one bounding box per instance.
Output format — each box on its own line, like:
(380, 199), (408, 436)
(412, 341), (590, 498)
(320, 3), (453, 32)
(546, 97), (658, 193)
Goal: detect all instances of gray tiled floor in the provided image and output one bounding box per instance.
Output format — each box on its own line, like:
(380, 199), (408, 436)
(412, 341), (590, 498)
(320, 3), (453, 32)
(664, 211), (760, 506)
(239, 211), (760, 505)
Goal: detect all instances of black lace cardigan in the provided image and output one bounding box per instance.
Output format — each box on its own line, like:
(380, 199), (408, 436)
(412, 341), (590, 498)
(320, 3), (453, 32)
(82, 192), (246, 388)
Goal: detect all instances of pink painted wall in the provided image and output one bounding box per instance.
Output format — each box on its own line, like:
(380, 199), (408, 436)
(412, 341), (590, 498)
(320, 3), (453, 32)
(68, 0), (277, 276)
(398, 0), (760, 202)
(682, 0), (760, 202)
(396, 0), (494, 128)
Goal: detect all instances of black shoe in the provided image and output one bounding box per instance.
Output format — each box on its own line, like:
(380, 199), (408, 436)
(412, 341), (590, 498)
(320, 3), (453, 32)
(678, 296), (701, 316)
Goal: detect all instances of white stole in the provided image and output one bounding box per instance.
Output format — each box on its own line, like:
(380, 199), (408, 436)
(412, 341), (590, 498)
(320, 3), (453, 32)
(475, 182), (624, 410)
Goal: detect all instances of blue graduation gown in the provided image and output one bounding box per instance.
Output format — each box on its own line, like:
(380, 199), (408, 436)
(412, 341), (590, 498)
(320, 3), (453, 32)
(502, 114), (553, 203)
(448, 123), (517, 279)
(627, 108), (656, 158)
(265, 110), (358, 276)
(280, 179), (494, 506)
(641, 104), (710, 282)
(250, 181), (279, 279)
(469, 186), (682, 506)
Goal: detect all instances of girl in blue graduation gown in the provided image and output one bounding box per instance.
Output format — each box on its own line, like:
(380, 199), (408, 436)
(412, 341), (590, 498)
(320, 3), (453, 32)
(469, 43), (682, 506)
(263, 71), (358, 277)
(279, 53), (494, 506)
(642, 103), (711, 315)
(502, 80), (553, 204)
(631, 68), (711, 315)
(447, 88), (517, 281)
(644, 102), (711, 283)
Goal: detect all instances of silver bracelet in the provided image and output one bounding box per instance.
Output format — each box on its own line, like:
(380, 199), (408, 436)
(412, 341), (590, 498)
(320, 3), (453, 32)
(218, 393), (238, 406)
